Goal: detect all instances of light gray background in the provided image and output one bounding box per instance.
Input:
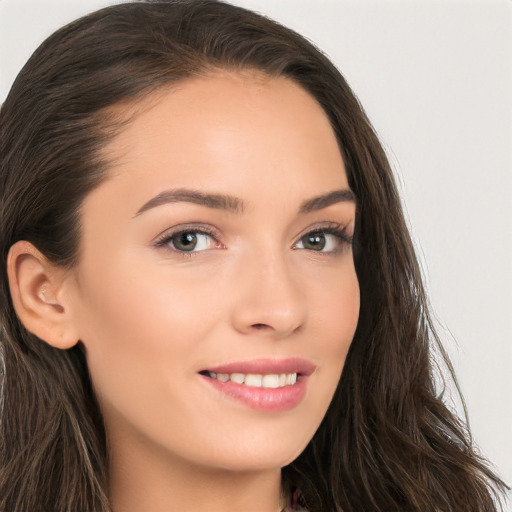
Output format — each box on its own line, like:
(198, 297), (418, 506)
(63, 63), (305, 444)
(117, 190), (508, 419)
(1, 0), (511, 495)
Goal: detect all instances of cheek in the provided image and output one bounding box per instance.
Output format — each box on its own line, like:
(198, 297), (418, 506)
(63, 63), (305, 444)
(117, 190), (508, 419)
(337, 274), (360, 355)
(312, 262), (360, 354)
(317, 268), (359, 394)
(78, 253), (220, 344)
(75, 265), (231, 462)
(303, 264), (359, 401)
(75, 261), (222, 410)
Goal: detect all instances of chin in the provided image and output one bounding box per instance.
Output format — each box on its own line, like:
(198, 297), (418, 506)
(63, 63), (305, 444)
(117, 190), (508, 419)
(187, 429), (314, 473)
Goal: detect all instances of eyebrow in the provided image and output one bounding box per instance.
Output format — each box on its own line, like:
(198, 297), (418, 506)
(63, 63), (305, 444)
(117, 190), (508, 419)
(134, 189), (244, 216)
(134, 187), (356, 217)
(298, 189), (356, 214)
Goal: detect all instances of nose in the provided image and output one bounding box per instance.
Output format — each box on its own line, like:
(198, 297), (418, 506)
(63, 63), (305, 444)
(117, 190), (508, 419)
(229, 250), (307, 338)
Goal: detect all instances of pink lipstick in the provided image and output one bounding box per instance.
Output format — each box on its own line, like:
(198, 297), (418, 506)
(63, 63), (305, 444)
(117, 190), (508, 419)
(198, 358), (316, 411)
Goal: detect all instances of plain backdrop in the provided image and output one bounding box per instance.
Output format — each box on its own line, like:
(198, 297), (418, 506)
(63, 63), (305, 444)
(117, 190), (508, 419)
(1, 0), (511, 496)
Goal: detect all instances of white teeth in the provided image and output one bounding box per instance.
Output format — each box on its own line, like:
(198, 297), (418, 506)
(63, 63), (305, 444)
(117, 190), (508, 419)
(244, 374), (262, 387)
(207, 371), (298, 388)
(230, 373), (245, 384)
(262, 374), (280, 388)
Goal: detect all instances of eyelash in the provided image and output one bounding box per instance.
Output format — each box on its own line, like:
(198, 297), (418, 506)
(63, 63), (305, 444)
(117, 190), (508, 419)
(153, 225), (221, 255)
(295, 224), (353, 255)
(153, 222), (353, 257)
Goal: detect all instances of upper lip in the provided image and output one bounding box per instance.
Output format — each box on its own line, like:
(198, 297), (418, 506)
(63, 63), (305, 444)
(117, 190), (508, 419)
(200, 357), (316, 376)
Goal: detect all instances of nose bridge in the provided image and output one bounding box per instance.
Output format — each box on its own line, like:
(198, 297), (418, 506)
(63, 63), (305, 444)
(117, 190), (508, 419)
(230, 242), (307, 337)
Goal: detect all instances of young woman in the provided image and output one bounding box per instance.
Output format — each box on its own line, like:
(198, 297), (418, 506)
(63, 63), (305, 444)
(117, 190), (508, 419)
(0, 1), (508, 511)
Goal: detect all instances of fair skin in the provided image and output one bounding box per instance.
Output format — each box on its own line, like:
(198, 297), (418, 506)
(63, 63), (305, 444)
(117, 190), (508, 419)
(8, 72), (359, 511)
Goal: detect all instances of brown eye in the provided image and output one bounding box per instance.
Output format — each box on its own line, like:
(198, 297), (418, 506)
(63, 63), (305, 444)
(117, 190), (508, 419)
(164, 231), (216, 252)
(301, 232), (327, 251)
(171, 232), (198, 251)
(294, 226), (351, 253)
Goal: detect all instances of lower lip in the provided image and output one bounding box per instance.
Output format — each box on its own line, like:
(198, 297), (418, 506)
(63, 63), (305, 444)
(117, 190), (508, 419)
(200, 374), (308, 411)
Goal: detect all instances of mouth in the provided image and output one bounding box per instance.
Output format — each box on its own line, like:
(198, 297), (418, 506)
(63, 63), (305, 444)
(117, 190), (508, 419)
(198, 358), (315, 411)
(199, 370), (299, 388)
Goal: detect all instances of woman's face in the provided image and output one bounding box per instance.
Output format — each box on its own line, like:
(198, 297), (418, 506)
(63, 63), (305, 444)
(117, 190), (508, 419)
(66, 72), (359, 472)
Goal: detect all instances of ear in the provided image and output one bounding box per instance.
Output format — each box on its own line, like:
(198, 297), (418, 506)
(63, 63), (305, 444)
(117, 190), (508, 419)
(7, 240), (79, 349)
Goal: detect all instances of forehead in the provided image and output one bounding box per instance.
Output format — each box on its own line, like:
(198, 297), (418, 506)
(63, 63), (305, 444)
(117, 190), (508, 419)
(105, 72), (342, 169)
(89, 71), (348, 217)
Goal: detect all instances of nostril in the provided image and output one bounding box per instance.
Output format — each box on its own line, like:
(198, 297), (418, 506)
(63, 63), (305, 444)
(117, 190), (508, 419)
(252, 323), (269, 330)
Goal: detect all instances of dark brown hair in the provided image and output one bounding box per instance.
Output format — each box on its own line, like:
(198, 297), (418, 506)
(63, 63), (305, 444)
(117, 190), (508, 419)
(0, 1), (508, 511)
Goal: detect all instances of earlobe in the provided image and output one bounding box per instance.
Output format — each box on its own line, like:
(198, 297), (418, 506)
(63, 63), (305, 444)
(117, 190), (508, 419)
(7, 240), (79, 349)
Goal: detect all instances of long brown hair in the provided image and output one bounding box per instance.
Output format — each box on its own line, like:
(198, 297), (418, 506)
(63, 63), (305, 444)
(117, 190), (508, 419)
(0, 1), (508, 511)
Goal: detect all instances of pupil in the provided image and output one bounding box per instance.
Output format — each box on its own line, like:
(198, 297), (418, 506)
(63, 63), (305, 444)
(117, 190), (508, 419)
(305, 233), (325, 250)
(175, 232), (197, 251)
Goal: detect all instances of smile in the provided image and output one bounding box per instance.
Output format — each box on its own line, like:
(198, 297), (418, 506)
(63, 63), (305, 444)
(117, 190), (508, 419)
(199, 358), (315, 411)
(204, 371), (298, 388)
